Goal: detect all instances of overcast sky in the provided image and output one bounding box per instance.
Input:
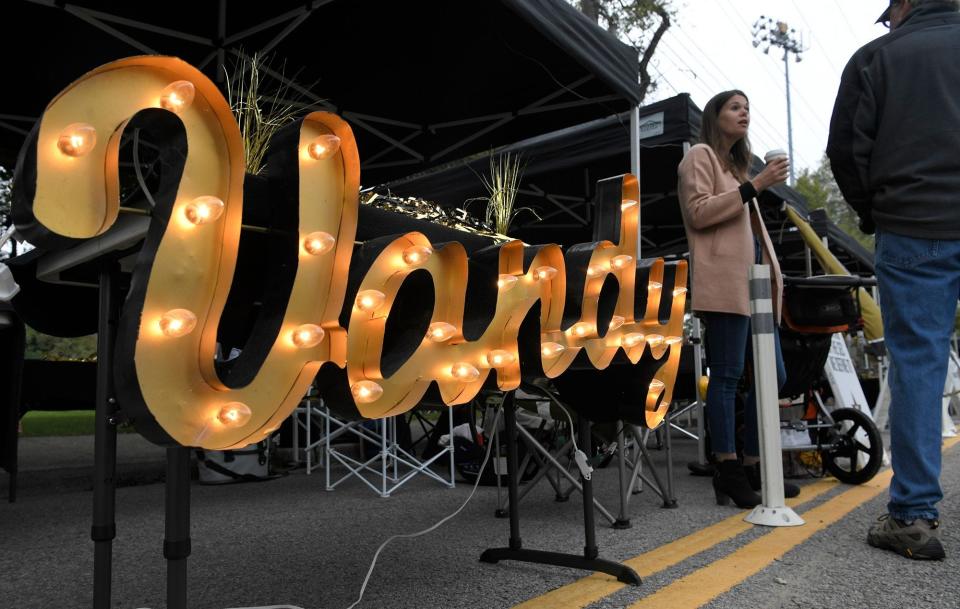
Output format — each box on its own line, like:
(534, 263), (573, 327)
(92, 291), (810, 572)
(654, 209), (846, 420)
(645, 0), (889, 176)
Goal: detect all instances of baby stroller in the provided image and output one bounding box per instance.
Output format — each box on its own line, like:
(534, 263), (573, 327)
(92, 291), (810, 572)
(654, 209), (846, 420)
(777, 274), (884, 484)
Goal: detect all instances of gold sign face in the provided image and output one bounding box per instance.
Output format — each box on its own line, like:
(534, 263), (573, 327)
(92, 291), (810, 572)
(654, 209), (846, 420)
(13, 57), (686, 449)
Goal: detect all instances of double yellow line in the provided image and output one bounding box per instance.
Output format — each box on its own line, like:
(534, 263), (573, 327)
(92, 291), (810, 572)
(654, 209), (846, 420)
(514, 436), (959, 609)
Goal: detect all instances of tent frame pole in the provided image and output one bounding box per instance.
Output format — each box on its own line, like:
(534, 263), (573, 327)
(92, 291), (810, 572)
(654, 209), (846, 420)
(630, 104), (641, 257)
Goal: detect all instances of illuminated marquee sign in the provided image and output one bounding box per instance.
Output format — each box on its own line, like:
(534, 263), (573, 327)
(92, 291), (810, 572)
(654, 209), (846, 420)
(13, 57), (687, 450)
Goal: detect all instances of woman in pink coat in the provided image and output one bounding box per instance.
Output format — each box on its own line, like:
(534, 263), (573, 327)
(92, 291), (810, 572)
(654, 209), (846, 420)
(677, 90), (795, 508)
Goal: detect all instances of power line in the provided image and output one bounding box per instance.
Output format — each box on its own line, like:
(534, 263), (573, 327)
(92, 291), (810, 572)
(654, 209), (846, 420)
(665, 21), (822, 135)
(712, 0), (828, 169)
(656, 40), (786, 147)
(789, 0), (843, 76)
(627, 1), (825, 145)
(718, 0), (829, 134)
(752, 15), (806, 184)
(648, 60), (681, 97)
(654, 33), (816, 169)
(654, 39), (815, 168)
(830, 0), (861, 41)
(656, 40), (781, 142)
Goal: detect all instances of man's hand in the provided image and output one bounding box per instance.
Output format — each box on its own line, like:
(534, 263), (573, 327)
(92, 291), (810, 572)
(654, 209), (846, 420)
(859, 215), (876, 235)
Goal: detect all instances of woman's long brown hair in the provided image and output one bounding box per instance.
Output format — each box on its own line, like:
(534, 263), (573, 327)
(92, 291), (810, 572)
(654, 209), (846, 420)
(700, 90), (752, 180)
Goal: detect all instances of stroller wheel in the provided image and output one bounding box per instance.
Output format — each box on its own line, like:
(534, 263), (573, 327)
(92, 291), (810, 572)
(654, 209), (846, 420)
(819, 407), (883, 484)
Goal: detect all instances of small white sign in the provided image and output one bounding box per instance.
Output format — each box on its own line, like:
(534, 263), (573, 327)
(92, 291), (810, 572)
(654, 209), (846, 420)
(637, 111), (664, 140)
(823, 334), (870, 416)
(823, 334), (881, 468)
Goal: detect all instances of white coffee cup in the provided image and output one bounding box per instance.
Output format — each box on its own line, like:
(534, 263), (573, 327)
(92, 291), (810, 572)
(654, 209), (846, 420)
(764, 148), (788, 163)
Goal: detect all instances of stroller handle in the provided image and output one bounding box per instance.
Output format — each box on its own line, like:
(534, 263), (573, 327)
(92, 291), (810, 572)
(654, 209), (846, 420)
(782, 274), (877, 288)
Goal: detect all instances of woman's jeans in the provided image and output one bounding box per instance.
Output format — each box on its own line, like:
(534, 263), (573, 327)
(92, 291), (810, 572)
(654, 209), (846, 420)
(875, 230), (959, 521)
(702, 311), (786, 457)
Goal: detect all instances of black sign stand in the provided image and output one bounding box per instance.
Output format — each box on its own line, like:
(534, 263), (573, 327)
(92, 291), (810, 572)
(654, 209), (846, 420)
(92, 262), (120, 609)
(479, 391), (640, 584)
(89, 261), (193, 609)
(165, 446), (192, 609)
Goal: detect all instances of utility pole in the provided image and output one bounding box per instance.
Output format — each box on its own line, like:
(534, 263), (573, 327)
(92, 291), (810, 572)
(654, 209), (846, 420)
(752, 17), (805, 185)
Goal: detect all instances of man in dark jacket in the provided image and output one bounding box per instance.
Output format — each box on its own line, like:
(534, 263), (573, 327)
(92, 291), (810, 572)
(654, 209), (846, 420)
(827, 0), (960, 559)
(827, 0), (960, 561)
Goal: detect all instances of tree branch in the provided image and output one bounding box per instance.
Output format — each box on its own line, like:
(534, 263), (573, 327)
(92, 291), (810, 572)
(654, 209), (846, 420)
(638, 4), (670, 103)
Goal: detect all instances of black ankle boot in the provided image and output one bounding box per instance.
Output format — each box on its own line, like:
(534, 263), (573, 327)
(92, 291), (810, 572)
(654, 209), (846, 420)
(745, 462), (800, 498)
(712, 460), (761, 508)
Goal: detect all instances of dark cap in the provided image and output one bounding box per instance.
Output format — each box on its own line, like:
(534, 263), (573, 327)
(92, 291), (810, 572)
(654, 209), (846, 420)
(876, 1), (894, 24)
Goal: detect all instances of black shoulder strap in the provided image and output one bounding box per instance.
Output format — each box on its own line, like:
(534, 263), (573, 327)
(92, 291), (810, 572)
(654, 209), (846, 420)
(194, 449), (279, 483)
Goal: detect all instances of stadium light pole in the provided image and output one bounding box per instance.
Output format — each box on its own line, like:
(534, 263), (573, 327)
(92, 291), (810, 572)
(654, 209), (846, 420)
(752, 16), (805, 185)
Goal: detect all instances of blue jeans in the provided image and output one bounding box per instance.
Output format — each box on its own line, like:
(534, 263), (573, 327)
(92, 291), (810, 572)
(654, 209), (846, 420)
(703, 311), (787, 457)
(875, 230), (960, 521)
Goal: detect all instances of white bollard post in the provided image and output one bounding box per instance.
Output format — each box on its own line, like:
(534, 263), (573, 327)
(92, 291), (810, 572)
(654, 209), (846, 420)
(744, 265), (804, 527)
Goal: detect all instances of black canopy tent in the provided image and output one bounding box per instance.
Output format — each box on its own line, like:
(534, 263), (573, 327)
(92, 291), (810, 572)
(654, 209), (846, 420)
(1, 0), (665, 589)
(2, 0), (645, 468)
(1, 0), (649, 495)
(0, 0), (643, 185)
(383, 93), (875, 277)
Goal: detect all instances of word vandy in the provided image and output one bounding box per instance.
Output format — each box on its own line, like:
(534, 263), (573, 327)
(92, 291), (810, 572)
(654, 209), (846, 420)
(13, 56), (686, 450)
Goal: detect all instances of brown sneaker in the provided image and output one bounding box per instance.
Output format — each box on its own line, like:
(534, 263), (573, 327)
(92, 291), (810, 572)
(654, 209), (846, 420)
(867, 514), (945, 560)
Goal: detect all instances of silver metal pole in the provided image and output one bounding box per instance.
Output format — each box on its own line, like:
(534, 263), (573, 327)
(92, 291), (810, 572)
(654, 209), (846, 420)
(448, 405), (456, 488)
(744, 265), (803, 527)
(630, 104), (641, 257)
(784, 51), (796, 185)
(692, 316), (708, 466)
(615, 424), (630, 528)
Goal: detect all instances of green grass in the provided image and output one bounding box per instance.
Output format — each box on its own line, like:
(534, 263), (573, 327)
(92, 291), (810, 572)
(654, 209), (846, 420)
(19, 410), (135, 437)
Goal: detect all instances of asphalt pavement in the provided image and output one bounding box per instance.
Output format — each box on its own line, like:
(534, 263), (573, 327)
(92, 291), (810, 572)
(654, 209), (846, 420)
(1, 420), (958, 609)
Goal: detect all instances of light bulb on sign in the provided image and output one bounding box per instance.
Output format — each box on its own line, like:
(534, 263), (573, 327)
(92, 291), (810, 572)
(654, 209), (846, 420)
(665, 336), (683, 346)
(587, 265), (604, 278)
(184, 196), (225, 225)
(608, 315), (625, 331)
(646, 334), (664, 347)
(351, 380), (383, 403)
(622, 332), (645, 348)
(402, 245), (433, 266)
(541, 342), (566, 358)
(647, 281), (663, 291)
(497, 274), (518, 291)
(450, 362), (480, 382)
(610, 255), (634, 271)
(355, 290), (386, 312)
(306, 134), (342, 160)
(159, 309), (197, 338)
(303, 231), (336, 255)
(160, 80), (195, 113)
(486, 349), (516, 368)
(568, 322), (593, 338)
(216, 402), (252, 427)
(648, 379), (666, 394)
(291, 324), (325, 348)
(672, 286), (688, 297)
(57, 123), (97, 157)
(534, 266), (558, 282)
(427, 322), (457, 342)
(621, 199), (638, 211)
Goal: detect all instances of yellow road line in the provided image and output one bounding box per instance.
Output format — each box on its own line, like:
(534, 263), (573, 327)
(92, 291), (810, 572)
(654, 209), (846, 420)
(512, 478), (839, 609)
(516, 435), (960, 609)
(626, 435), (960, 609)
(625, 470), (893, 609)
